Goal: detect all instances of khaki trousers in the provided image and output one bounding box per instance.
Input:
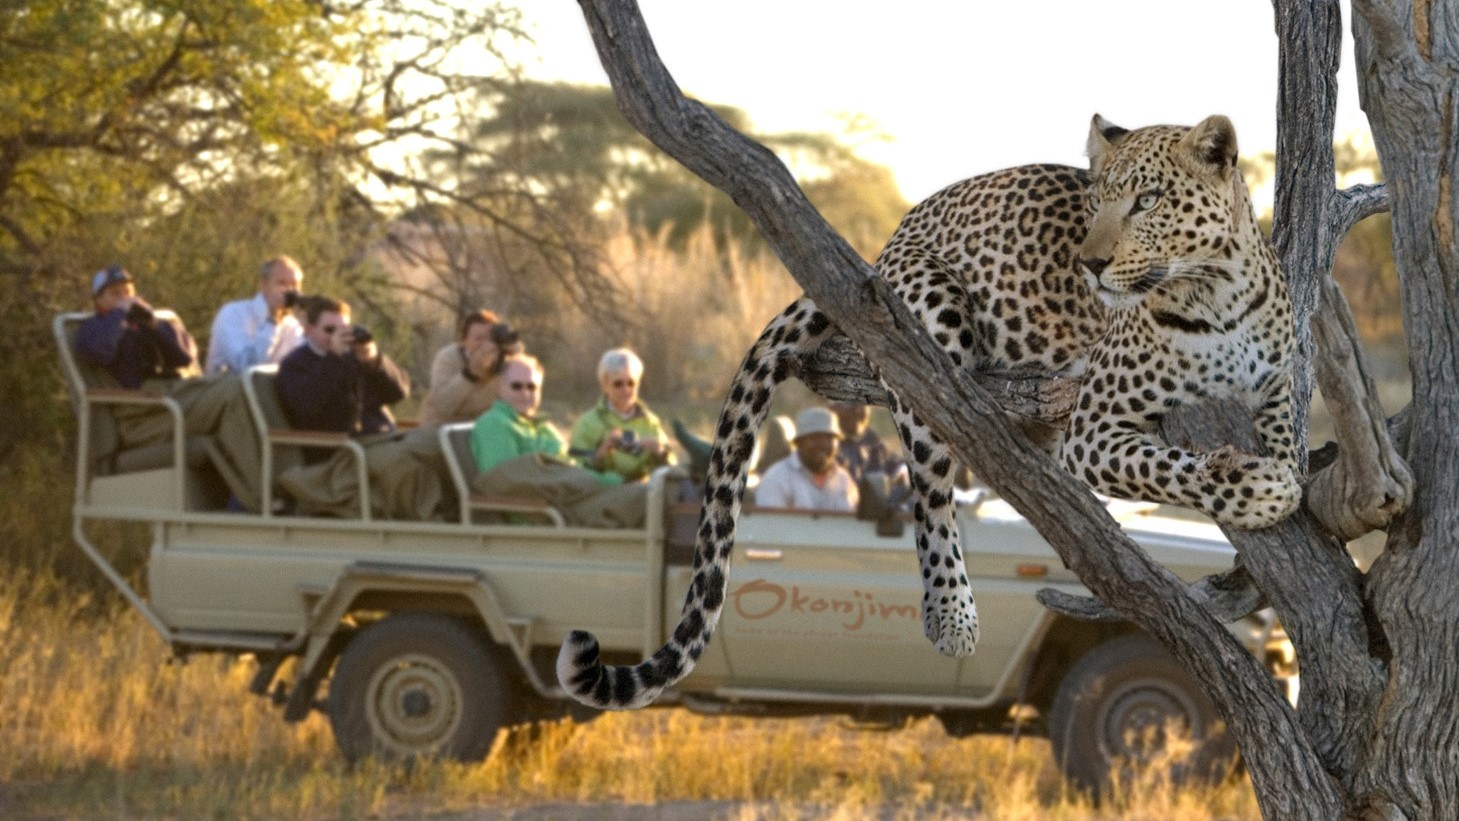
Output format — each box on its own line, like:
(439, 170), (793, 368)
(278, 426), (451, 520)
(113, 374), (263, 511)
(472, 453), (647, 529)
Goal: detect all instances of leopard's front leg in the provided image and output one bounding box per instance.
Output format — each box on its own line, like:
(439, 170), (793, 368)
(1062, 407), (1301, 529)
(1252, 367), (1300, 470)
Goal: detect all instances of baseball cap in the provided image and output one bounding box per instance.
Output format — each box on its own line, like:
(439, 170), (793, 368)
(91, 266), (133, 296)
(793, 407), (843, 440)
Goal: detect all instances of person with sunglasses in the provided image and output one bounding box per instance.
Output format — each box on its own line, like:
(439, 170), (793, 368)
(469, 354), (647, 528)
(568, 348), (674, 482)
(275, 295), (409, 462)
(273, 295), (457, 521)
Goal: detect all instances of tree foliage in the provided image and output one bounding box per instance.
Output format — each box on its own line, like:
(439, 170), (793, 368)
(0, 0), (522, 460)
(435, 79), (908, 258)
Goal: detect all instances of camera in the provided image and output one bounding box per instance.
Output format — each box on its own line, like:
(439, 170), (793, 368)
(351, 324), (374, 344)
(618, 429), (641, 453)
(125, 301), (155, 326)
(282, 290), (301, 309)
(490, 323), (522, 350)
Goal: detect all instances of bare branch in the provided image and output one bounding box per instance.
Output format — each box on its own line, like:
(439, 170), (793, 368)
(1041, 562), (1268, 625)
(1305, 278), (1415, 540)
(1333, 182), (1391, 237)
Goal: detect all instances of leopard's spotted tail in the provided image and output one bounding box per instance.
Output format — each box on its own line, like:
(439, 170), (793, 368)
(556, 298), (835, 709)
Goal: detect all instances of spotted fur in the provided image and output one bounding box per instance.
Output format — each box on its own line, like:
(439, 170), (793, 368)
(558, 115), (1300, 710)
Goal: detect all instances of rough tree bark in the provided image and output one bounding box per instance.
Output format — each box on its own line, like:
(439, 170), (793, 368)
(1347, 0), (1459, 814)
(576, 0), (1454, 817)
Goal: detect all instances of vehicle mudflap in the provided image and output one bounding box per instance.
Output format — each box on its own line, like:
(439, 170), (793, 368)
(284, 630), (354, 722)
(249, 652), (285, 697)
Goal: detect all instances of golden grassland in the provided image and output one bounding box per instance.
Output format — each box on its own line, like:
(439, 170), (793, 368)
(0, 563), (1261, 820)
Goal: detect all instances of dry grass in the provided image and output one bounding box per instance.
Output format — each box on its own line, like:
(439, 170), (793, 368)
(0, 565), (1260, 820)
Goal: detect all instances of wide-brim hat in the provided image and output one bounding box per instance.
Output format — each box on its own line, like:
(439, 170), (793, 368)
(793, 407), (843, 440)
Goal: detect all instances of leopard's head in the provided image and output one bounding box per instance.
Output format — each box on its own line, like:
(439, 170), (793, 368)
(1077, 114), (1257, 308)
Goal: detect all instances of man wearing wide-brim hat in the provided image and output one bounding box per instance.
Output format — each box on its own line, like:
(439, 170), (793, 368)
(753, 406), (859, 512)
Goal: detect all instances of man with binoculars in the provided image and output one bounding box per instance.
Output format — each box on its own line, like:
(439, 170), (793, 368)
(204, 255), (306, 375)
(75, 265), (266, 511)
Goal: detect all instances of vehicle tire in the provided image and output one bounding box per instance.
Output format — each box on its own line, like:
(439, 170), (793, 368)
(1047, 634), (1237, 796)
(328, 612), (515, 764)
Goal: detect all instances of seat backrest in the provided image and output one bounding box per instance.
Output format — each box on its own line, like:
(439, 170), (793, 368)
(446, 424), (478, 483)
(244, 365), (290, 431)
(54, 312), (120, 401)
(243, 364), (305, 479)
(55, 313), (119, 471)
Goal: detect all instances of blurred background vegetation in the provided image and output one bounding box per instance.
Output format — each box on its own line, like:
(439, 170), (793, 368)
(1, 0), (1401, 586)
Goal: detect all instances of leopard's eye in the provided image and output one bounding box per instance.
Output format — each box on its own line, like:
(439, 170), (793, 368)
(1132, 191), (1162, 214)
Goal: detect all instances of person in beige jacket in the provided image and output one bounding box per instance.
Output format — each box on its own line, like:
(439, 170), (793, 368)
(417, 309), (524, 427)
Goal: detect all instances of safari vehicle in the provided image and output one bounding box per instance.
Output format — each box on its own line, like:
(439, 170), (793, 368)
(56, 312), (1296, 791)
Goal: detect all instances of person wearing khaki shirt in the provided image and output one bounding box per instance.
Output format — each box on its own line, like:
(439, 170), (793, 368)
(418, 310), (523, 427)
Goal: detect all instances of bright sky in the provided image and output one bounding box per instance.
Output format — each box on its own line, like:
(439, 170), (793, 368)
(516, 2), (1370, 204)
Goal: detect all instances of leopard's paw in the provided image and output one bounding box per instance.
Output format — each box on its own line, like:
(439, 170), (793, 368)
(922, 584), (980, 657)
(1203, 448), (1302, 530)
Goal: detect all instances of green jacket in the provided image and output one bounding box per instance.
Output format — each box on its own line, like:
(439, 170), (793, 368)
(472, 400), (621, 485)
(568, 396), (673, 482)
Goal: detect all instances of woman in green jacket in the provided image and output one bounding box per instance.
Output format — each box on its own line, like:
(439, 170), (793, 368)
(569, 348), (674, 482)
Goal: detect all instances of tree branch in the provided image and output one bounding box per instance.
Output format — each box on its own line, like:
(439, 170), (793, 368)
(1350, 0), (1411, 61)
(1270, 0), (1390, 782)
(1306, 277), (1416, 540)
(1040, 561), (1267, 625)
(1333, 182), (1390, 237)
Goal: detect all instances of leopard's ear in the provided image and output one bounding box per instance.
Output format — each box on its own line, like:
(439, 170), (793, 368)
(1086, 114), (1130, 176)
(1180, 115), (1238, 178)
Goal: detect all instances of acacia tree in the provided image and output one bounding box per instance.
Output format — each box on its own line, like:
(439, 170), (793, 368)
(0, 0), (578, 464)
(575, 0), (1454, 817)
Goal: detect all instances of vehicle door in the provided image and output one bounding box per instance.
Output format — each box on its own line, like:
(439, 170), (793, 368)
(713, 506), (963, 694)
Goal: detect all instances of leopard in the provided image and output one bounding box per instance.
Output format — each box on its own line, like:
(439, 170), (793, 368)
(557, 114), (1302, 710)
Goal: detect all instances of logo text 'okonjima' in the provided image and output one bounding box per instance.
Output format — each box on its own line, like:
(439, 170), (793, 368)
(729, 578), (917, 631)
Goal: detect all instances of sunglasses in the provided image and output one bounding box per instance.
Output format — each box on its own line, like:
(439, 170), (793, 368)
(510, 381), (539, 392)
(610, 378), (636, 388)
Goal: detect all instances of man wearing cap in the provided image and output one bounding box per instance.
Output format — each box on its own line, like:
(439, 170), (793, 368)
(76, 266), (200, 388)
(204, 255), (306, 375)
(74, 266), (264, 511)
(754, 406), (859, 512)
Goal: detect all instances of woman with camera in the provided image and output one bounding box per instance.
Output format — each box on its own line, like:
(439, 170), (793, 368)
(418, 310), (524, 427)
(568, 347), (673, 483)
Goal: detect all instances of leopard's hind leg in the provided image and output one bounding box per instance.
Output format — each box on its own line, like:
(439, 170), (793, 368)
(875, 248), (988, 657)
(889, 394), (980, 655)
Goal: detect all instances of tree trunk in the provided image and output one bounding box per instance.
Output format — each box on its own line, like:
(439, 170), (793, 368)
(1349, 0), (1459, 814)
(574, 0), (1456, 816)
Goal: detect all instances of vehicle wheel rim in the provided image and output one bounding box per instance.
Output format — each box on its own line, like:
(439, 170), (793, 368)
(364, 653), (463, 756)
(1098, 677), (1197, 765)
